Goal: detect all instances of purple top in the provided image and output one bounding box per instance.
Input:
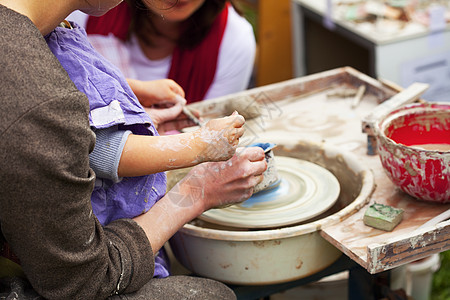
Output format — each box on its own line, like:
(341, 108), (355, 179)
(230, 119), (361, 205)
(45, 22), (169, 277)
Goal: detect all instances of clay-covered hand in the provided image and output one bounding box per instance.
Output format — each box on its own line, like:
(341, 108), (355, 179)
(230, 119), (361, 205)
(133, 147), (267, 252)
(192, 111), (245, 162)
(169, 147), (267, 210)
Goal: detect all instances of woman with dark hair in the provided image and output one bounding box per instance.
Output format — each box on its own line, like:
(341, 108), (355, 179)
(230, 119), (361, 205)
(69, 0), (256, 103)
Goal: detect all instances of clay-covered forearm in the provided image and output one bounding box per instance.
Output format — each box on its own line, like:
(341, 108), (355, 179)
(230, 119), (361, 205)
(118, 114), (244, 177)
(118, 132), (204, 177)
(133, 188), (205, 253)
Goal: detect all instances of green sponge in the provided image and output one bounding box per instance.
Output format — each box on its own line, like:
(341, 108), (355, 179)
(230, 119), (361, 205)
(363, 203), (404, 231)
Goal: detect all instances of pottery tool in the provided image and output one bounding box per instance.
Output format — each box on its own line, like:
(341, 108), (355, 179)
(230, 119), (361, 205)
(363, 203), (404, 231)
(361, 82), (429, 155)
(362, 82), (429, 135)
(176, 95), (202, 126)
(415, 208), (450, 232)
(351, 85), (366, 108)
(182, 106), (202, 126)
(326, 88), (358, 98)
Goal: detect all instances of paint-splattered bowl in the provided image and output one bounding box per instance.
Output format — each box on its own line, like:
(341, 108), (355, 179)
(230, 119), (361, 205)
(375, 102), (450, 203)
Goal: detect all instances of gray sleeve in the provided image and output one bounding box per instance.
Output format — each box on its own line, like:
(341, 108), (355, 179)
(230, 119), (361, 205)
(90, 126), (131, 183)
(0, 8), (154, 299)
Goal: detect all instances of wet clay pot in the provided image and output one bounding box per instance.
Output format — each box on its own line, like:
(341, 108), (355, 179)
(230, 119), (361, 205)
(375, 102), (450, 203)
(168, 139), (375, 285)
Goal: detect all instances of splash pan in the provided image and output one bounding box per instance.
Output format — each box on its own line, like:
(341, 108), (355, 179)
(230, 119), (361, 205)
(199, 156), (340, 229)
(168, 139), (375, 285)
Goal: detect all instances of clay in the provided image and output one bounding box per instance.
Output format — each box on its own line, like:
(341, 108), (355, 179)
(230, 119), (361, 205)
(251, 143), (280, 194)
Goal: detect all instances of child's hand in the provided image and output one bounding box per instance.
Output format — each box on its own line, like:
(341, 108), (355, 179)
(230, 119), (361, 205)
(128, 78), (185, 107)
(193, 111), (245, 162)
(127, 79), (187, 128)
(144, 104), (183, 129)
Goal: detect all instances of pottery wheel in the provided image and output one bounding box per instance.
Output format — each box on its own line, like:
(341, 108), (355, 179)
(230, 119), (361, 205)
(199, 156), (340, 229)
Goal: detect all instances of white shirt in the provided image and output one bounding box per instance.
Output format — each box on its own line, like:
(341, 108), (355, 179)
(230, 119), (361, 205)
(68, 6), (256, 100)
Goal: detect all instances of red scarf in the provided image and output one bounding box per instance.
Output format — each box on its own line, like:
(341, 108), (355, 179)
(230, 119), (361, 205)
(86, 3), (229, 103)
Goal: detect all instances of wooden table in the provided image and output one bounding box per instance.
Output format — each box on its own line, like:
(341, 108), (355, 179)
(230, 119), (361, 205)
(185, 67), (449, 298)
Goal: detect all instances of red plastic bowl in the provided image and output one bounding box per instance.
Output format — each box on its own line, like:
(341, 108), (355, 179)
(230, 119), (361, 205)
(375, 102), (450, 203)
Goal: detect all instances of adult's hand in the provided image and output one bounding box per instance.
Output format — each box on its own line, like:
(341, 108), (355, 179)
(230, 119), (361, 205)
(174, 146), (267, 210)
(128, 78), (188, 128)
(156, 109), (201, 133)
(144, 104), (184, 128)
(133, 146), (267, 252)
(128, 78), (184, 107)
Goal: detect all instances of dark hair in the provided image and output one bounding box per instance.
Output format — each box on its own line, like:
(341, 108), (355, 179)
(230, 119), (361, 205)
(126, 0), (241, 49)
